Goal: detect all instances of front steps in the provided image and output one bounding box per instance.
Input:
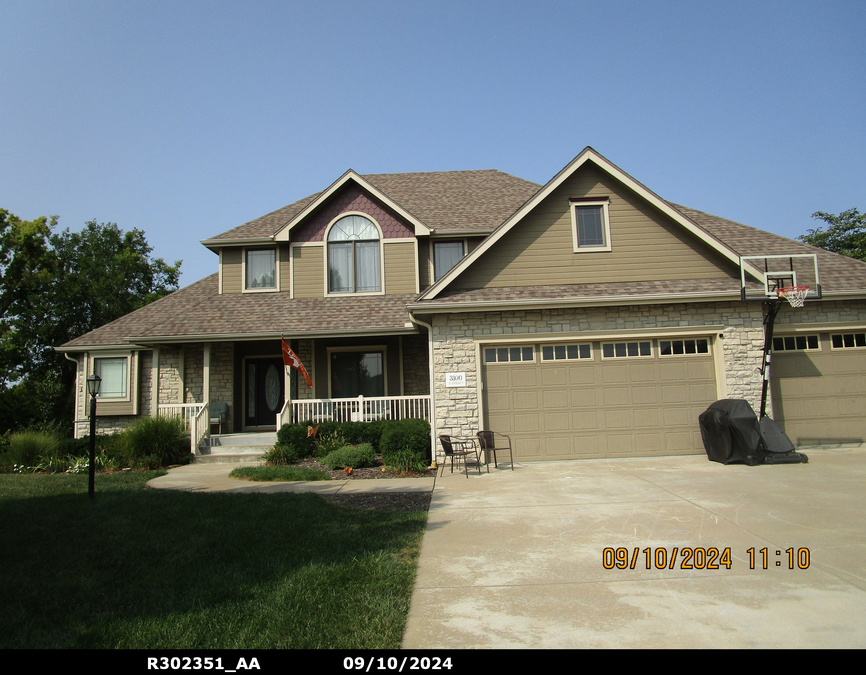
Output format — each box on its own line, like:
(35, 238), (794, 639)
(195, 432), (277, 464)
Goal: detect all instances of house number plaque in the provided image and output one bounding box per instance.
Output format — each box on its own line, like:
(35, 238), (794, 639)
(445, 372), (466, 387)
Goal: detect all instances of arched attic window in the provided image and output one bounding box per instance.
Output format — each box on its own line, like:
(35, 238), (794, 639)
(327, 215), (381, 293)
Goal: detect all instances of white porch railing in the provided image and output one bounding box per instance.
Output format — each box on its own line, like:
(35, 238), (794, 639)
(159, 402), (210, 454)
(286, 395), (431, 426)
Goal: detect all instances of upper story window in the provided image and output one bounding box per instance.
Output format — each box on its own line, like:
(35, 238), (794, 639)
(327, 215), (381, 293)
(245, 249), (276, 290)
(433, 241), (465, 281)
(569, 198), (611, 253)
(93, 356), (128, 398)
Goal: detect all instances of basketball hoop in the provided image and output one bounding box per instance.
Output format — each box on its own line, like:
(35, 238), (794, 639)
(777, 286), (809, 308)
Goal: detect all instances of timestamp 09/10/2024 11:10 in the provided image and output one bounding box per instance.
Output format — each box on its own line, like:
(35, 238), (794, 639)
(602, 547), (811, 571)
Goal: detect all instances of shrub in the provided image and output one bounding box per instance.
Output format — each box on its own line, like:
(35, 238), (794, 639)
(315, 430), (348, 458)
(322, 444), (377, 471)
(275, 421), (321, 459)
(121, 416), (191, 468)
(263, 443), (301, 466)
(8, 431), (60, 468)
(383, 449), (430, 474)
(379, 419), (431, 465)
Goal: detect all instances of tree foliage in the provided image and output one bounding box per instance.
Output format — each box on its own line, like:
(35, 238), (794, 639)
(798, 208), (866, 262)
(0, 209), (181, 432)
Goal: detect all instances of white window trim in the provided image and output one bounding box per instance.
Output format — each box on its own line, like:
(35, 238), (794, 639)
(90, 352), (133, 402)
(570, 197), (612, 253)
(323, 212), (385, 297)
(242, 247), (279, 293)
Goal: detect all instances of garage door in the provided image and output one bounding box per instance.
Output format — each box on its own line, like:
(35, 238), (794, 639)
(771, 331), (866, 446)
(482, 338), (718, 461)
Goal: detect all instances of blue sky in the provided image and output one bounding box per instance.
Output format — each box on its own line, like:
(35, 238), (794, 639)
(2, 0), (864, 285)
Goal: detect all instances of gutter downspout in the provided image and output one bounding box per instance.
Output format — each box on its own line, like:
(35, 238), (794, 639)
(409, 313), (436, 466)
(63, 353), (82, 439)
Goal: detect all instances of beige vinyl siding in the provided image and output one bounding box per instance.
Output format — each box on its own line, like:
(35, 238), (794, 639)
(466, 236), (485, 253)
(453, 164), (736, 290)
(279, 244), (291, 294)
(292, 244), (324, 298)
(384, 240), (417, 294)
(221, 248), (243, 294)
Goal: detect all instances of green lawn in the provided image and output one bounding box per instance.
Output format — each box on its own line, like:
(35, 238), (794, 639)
(0, 472), (427, 649)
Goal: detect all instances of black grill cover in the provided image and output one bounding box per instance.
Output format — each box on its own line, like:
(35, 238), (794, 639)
(699, 399), (762, 465)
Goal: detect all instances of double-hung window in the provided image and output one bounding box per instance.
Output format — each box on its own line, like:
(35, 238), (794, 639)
(433, 241), (465, 281)
(93, 356), (128, 399)
(569, 198), (612, 252)
(245, 249), (276, 290)
(327, 215), (381, 293)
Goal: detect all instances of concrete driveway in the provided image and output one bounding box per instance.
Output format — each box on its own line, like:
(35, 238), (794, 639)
(402, 447), (866, 649)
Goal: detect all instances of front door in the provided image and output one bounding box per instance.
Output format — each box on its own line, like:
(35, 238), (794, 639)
(245, 358), (284, 427)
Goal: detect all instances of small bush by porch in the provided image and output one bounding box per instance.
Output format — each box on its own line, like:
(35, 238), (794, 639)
(269, 418), (432, 476)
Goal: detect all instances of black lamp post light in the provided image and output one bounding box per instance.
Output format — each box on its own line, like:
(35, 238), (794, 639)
(86, 373), (101, 499)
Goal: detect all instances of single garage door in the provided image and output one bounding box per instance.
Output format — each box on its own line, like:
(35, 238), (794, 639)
(482, 337), (718, 461)
(771, 331), (866, 446)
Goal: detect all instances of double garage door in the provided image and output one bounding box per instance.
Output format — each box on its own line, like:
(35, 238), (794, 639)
(482, 337), (718, 461)
(770, 331), (866, 446)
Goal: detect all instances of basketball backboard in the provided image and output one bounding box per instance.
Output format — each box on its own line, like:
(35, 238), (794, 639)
(739, 254), (822, 302)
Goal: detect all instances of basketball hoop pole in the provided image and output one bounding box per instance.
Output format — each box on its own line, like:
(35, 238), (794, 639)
(759, 299), (784, 419)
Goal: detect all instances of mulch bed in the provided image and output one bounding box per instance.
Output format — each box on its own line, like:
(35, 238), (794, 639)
(293, 456), (437, 513)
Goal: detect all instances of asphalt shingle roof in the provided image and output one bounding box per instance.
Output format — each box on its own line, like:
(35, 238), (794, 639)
(62, 172), (866, 348)
(206, 170), (541, 241)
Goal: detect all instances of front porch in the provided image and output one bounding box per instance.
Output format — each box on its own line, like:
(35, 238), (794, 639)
(147, 331), (429, 438)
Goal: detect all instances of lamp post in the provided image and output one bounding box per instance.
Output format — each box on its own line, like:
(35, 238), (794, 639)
(86, 373), (101, 499)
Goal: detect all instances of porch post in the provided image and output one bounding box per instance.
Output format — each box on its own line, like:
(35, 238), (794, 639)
(203, 343), (211, 403)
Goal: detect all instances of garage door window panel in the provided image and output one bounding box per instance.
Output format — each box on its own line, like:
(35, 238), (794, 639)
(484, 346), (534, 363)
(602, 341), (652, 359)
(831, 332), (866, 349)
(772, 335), (819, 352)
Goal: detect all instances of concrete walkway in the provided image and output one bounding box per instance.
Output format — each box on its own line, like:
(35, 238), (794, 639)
(402, 447), (866, 649)
(147, 462), (435, 494)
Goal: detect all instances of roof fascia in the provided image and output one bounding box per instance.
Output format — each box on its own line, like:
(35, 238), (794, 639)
(124, 326), (419, 345)
(421, 147), (743, 300)
(409, 290), (742, 314)
(200, 237), (276, 250)
(273, 170), (432, 241)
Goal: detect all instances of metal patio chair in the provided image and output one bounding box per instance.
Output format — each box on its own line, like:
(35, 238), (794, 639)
(477, 430), (514, 471)
(438, 435), (483, 478)
(209, 401), (229, 435)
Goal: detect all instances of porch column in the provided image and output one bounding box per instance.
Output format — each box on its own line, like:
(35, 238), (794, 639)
(151, 346), (160, 417)
(203, 343), (211, 403)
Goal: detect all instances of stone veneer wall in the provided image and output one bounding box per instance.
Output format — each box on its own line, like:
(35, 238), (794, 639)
(184, 345), (204, 403)
(158, 347), (183, 404)
(432, 299), (866, 439)
(294, 340), (314, 400)
(401, 333), (430, 396)
(138, 351), (153, 417)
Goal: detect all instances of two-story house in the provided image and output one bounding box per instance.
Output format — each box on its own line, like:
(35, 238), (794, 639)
(58, 148), (866, 461)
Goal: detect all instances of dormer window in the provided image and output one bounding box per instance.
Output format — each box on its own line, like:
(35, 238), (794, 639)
(433, 241), (465, 281)
(245, 249), (276, 290)
(570, 197), (611, 252)
(327, 215), (381, 293)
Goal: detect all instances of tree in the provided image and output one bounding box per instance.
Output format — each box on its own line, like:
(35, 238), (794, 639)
(798, 208), (866, 262)
(0, 211), (181, 432)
